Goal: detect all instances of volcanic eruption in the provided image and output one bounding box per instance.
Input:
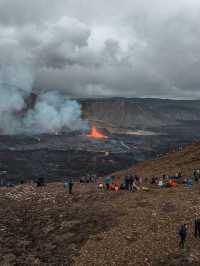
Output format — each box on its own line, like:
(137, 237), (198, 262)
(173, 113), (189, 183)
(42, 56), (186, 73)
(87, 126), (108, 139)
(0, 65), (88, 135)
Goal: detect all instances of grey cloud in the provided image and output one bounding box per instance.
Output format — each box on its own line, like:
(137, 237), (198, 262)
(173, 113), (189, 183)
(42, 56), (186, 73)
(0, 0), (66, 26)
(0, 0), (200, 99)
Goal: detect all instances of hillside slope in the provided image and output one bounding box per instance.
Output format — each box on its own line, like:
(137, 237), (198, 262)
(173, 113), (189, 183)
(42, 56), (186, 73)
(117, 142), (200, 178)
(1, 144), (200, 265)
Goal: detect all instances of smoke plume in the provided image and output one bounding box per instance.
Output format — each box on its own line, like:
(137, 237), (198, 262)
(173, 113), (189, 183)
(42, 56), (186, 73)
(0, 64), (87, 135)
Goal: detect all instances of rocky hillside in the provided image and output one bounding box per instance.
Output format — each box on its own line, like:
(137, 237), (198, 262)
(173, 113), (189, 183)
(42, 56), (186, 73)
(1, 143), (200, 265)
(81, 98), (200, 131)
(116, 141), (200, 179)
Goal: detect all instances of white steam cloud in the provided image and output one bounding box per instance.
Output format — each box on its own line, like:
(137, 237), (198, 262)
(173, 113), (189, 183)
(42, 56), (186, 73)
(0, 64), (87, 135)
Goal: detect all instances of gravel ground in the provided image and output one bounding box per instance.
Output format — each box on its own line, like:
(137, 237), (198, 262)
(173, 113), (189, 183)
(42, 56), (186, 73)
(1, 183), (200, 265)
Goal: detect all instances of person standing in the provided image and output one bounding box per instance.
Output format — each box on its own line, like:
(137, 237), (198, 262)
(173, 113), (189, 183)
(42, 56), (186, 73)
(105, 176), (111, 190)
(129, 175), (134, 191)
(194, 170), (198, 182)
(178, 224), (187, 249)
(194, 218), (200, 238)
(196, 169), (200, 182)
(125, 175), (130, 191)
(69, 178), (74, 194)
(64, 179), (68, 189)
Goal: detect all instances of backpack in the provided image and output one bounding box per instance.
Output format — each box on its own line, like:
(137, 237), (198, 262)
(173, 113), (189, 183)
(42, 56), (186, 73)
(178, 226), (187, 237)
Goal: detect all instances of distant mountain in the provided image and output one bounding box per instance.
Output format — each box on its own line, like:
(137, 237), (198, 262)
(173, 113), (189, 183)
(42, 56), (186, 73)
(80, 98), (200, 131)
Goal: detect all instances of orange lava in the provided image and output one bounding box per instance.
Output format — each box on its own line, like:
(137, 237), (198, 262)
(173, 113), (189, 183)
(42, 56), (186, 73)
(87, 126), (108, 139)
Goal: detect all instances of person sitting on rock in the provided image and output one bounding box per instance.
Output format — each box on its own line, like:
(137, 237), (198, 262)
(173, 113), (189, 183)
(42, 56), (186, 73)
(151, 177), (157, 185)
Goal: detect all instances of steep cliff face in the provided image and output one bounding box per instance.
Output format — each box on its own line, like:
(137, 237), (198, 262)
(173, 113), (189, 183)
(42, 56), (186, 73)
(81, 98), (200, 130)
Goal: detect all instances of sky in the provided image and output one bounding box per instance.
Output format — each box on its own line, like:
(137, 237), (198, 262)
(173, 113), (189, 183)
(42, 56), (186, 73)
(0, 0), (200, 99)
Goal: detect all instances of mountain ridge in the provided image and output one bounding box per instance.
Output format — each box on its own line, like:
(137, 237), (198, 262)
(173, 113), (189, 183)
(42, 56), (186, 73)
(80, 97), (200, 132)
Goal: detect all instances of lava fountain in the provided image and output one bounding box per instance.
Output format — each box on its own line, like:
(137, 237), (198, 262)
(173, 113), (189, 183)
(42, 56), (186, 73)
(87, 126), (108, 139)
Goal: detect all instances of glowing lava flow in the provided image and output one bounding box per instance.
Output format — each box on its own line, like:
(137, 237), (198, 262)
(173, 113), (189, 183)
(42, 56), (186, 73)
(87, 126), (108, 139)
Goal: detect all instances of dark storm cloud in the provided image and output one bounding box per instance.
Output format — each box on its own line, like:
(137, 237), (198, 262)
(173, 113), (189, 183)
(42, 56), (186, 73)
(1, 0), (200, 99)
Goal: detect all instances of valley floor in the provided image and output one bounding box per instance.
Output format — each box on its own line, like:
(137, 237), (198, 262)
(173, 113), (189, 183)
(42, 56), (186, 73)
(1, 183), (200, 265)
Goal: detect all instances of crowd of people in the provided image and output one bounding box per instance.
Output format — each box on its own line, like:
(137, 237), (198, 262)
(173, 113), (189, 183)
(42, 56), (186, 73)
(62, 168), (200, 195)
(79, 174), (98, 183)
(2, 168), (200, 196)
(61, 173), (145, 194)
(96, 174), (144, 192)
(123, 174), (142, 191)
(150, 169), (200, 188)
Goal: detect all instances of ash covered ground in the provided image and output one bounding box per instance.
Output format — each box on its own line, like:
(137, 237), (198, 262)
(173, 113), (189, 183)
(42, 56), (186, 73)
(0, 132), (134, 183)
(0, 128), (199, 184)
